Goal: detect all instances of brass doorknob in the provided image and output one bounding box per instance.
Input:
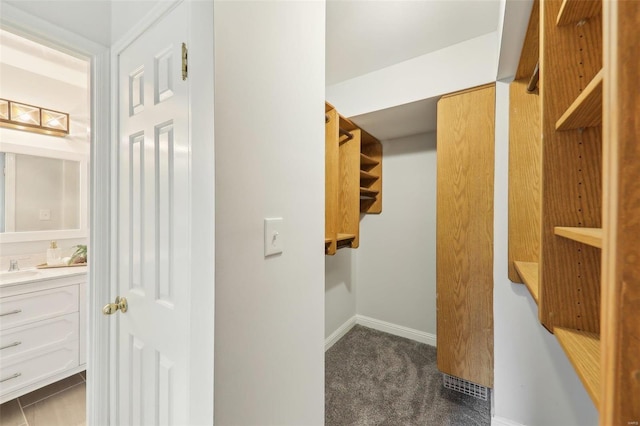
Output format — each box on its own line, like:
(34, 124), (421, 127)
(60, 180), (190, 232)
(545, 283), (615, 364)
(103, 296), (128, 315)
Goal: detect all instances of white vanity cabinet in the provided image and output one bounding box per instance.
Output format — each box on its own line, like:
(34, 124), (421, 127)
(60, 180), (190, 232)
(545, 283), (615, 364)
(0, 270), (86, 404)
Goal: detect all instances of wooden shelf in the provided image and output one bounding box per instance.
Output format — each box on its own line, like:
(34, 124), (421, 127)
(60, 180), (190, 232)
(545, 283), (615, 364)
(556, 69), (603, 131)
(510, 1), (640, 421)
(360, 170), (378, 181)
(555, 327), (600, 406)
(336, 233), (356, 249)
(360, 141), (382, 214)
(360, 153), (379, 168)
(554, 227), (602, 248)
(325, 101), (382, 254)
(360, 187), (378, 198)
(514, 261), (539, 303)
(556, 0), (601, 26)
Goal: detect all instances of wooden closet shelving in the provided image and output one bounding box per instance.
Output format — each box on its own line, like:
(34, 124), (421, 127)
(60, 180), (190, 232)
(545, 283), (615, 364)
(554, 226), (602, 248)
(556, 0), (602, 26)
(508, 0), (541, 293)
(541, 0), (603, 404)
(359, 187), (378, 198)
(509, 1), (640, 423)
(360, 153), (378, 167)
(556, 69), (603, 131)
(514, 261), (539, 303)
(359, 170), (378, 181)
(325, 102), (382, 255)
(359, 132), (382, 214)
(555, 327), (601, 404)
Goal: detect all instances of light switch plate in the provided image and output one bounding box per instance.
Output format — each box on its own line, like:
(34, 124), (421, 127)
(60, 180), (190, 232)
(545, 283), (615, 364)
(39, 209), (51, 221)
(264, 217), (284, 257)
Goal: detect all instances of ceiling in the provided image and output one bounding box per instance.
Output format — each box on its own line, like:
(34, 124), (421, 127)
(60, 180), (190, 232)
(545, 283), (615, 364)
(0, 29), (89, 89)
(2, 1), (506, 142)
(3, 0), (112, 47)
(326, 0), (501, 86)
(326, 0), (503, 141)
(350, 97), (439, 141)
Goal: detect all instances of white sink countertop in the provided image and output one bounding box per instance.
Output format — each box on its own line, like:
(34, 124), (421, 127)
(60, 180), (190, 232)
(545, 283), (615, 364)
(0, 265), (88, 287)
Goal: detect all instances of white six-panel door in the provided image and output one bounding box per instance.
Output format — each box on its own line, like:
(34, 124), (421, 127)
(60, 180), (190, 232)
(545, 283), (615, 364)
(117, 3), (190, 424)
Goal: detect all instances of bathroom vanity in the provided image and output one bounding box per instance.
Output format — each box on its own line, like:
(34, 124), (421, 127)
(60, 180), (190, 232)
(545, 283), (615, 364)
(0, 266), (86, 404)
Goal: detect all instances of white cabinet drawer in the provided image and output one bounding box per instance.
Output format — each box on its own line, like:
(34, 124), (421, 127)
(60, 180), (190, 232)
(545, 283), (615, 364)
(0, 285), (78, 331)
(0, 341), (79, 395)
(0, 313), (79, 363)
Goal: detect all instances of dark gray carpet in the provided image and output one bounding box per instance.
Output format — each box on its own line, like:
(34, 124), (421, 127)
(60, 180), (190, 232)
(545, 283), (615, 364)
(325, 325), (491, 426)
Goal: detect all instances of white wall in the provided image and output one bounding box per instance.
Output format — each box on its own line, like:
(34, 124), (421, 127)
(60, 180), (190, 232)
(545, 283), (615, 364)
(326, 32), (498, 118)
(213, 1), (325, 425)
(0, 57), (89, 267)
(325, 249), (356, 339)
(496, 0), (536, 80)
(324, 133), (438, 341)
(324, 31), (498, 342)
(356, 133), (437, 335)
(492, 81), (598, 426)
(0, 64), (90, 153)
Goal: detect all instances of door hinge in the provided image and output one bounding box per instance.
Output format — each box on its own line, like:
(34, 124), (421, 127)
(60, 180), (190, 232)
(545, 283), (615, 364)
(182, 42), (188, 80)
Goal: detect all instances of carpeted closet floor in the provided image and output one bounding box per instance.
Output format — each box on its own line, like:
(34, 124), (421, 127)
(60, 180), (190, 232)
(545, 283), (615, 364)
(325, 325), (490, 426)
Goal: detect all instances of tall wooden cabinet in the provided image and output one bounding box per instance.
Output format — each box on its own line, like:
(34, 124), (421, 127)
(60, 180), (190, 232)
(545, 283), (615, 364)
(325, 102), (382, 255)
(509, 1), (640, 423)
(436, 84), (495, 388)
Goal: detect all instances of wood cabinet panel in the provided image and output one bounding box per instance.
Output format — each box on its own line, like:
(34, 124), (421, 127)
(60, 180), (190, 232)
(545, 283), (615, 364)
(508, 79), (541, 283)
(601, 1), (640, 423)
(325, 107), (340, 255)
(338, 129), (361, 248)
(436, 84), (495, 388)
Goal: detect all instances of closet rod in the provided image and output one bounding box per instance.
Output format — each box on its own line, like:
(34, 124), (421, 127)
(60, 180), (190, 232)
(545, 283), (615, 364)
(527, 61), (539, 92)
(325, 114), (354, 141)
(339, 128), (354, 141)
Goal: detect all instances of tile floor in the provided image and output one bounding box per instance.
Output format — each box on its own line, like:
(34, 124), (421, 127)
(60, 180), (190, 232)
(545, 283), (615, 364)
(0, 372), (86, 426)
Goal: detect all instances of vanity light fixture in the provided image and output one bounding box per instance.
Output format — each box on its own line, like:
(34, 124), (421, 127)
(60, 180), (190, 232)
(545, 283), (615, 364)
(0, 98), (69, 137)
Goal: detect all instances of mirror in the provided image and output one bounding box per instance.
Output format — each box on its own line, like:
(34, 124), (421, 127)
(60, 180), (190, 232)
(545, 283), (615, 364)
(1, 152), (81, 232)
(0, 142), (88, 243)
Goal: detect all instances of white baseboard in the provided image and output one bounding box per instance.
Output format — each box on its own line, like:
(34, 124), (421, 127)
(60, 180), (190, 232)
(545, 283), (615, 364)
(325, 315), (437, 351)
(355, 315), (437, 347)
(492, 416), (526, 426)
(325, 316), (357, 351)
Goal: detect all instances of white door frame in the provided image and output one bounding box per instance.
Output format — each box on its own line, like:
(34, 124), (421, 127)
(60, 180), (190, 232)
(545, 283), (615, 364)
(0, 3), (111, 425)
(1, 1), (214, 424)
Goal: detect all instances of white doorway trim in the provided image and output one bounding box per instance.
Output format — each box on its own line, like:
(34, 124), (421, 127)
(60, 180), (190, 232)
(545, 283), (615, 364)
(0, 4), (111, 425)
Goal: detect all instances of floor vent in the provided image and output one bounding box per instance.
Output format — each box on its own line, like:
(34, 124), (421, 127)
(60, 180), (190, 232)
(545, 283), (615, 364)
(442, 373), (489, 401)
